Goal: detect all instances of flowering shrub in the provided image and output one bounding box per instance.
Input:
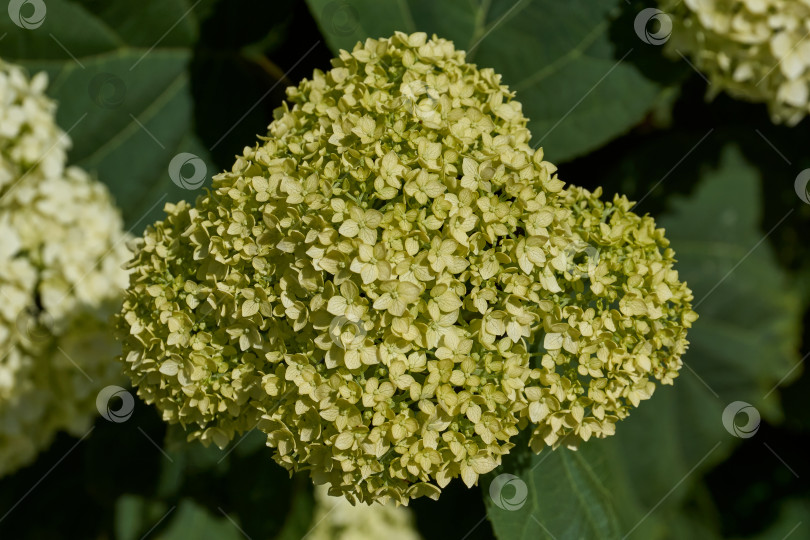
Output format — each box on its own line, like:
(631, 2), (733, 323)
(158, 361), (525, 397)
(0, 59), (130, 476)
(663, 0), (810, 124)
(116, 32), (696, 504)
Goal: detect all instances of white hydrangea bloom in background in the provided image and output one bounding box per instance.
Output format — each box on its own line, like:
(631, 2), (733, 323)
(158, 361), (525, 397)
(0, 58), (130, 476)
(663, 0), (810, 124)
(308, 485), (422, 540)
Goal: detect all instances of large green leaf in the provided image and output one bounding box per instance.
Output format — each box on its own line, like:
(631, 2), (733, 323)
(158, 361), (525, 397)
(607, 145), (803, 511)
(304, 0), (670, 162)
(485, 145), (803, 539)
(661, 145), (802, 412)
(0, 0), (216, 231)
(485, 440), (631, 540)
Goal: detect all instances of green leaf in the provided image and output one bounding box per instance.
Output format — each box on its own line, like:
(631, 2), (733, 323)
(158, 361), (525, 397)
(661, 145), (803, 413)
(485, 145), (803, 539)
(484, 437), (642, 540)
(746, 499), (810, 540)
(304, 0), (668, 162)
(114, 495), (170, 540)
(0, 0), (216, 232)
(667, 512), (722, 540)
(605, 144), (803, 511)
(274, 477), (316, 540)
(157, 499), (243, 540)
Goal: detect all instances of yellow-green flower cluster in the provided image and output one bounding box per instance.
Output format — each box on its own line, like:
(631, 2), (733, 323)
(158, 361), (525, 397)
(523, 186), (697, 452)
(116, 32), (695, 504)
(308, 484), (421, 540)
(0, 59), (130, 476)
(662, 0), (810, 124)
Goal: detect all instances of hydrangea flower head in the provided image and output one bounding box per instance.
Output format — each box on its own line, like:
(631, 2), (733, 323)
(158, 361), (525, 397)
(116, 32), (696, 504)
(0, 59), (130, 476)
(663, 0), (810, 124)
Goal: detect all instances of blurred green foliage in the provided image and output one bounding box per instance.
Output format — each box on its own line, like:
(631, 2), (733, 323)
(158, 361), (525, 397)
(0, 0), (808, 538)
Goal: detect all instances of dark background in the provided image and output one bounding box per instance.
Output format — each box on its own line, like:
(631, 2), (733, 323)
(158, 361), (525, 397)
(0, 1), (807, 538)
